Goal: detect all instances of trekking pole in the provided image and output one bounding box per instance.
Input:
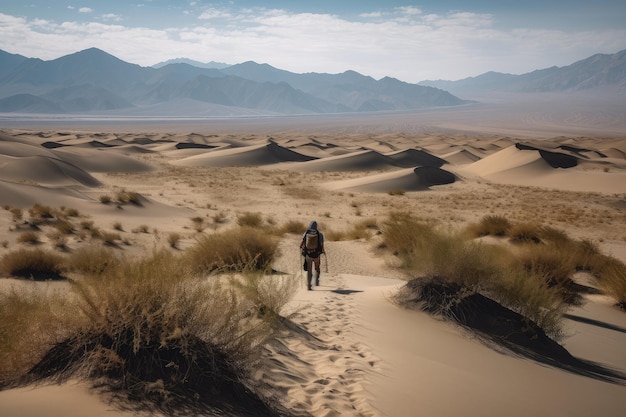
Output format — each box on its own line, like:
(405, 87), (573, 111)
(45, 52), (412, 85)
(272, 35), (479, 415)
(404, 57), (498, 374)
(322, 252), (329, 274)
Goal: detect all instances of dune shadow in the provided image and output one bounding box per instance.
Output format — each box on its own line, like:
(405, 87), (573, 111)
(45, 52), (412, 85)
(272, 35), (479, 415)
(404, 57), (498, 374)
(564, 313), (626, 334)
(454, 294), (626, 385)
(402, 278), (626, 385)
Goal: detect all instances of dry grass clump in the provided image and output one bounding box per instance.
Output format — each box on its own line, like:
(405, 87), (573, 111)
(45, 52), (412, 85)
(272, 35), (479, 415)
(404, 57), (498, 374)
(22, 251), (280, 413)
(508, 222), (543, 244)
(167, 232), (182, 249)
(186, 227), (279, 274)
(99, 195), (112, 204)
(385, 212), (566, 338)
(513, 244), (580, 304)
(0, 248), (65, 280)
(8, 207), (23, 222)
(326, 218), (379, 242)
(233, 272), (300, 322)
(598, 260), (626, 309)
(278, 219), (306, 235)
(380, 211), (437, 270)
(66, 244), (120, 276)
(115, 189), (142, 206)
(46, 230), (68, 250)
(28, 204), (55, 225)
(99, 231), (122, 246)
(236, 211), (263, 228)
(0, 289), (67, 382)
(17, 231), (41, 245)
(190, 216), (206, 232)
(131, 224), (150, 234)
(466, 215), (511, 237)
(55, 219), (75, 235)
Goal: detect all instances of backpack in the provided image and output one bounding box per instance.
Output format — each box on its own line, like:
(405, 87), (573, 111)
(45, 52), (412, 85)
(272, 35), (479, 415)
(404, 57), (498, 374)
(304, 229), (321, 256)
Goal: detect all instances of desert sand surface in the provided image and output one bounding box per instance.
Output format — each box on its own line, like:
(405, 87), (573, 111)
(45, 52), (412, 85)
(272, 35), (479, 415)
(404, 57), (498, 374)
(0, 110), (625, 417)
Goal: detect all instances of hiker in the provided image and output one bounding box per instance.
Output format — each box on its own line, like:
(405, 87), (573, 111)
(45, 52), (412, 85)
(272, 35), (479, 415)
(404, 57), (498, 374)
(300, 220), (325, 290)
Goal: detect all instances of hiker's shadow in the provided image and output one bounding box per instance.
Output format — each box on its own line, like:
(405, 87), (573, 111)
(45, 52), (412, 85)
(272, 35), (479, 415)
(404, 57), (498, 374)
(330, 289), (363, 295)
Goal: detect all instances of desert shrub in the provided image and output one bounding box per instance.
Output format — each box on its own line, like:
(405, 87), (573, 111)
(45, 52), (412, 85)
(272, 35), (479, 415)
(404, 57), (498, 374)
(212, 211), (228, 225)
(186, 227), (279, 274)
(17, 231), (41, 245)
(380, 211), (437, 270)
(99, 195), (112, 204)
(79, 220), (95, 230)
(278, 219), (306, 235)
(488, 268), (567, 338)
(1, 241), (8, 249)
(9, 207), (23, 222)
(99, 231), (122, 246)
(515, 244), (577, 289)
(0, 289), (67, 382)
(112, 221), (124, 232)
(467, 215), (511, 237)
(116, 189), (142, 206)
(509, 222), (543, 244)
(55, 219), (75, 235)
(28, 204), (55, 223)
(538, 226), (571, 245)
(598, 260), (626, 309)
(236, 212), (263, 228)
(387, 189), (406, 196)
(326, 218), (378, 242)
(385, 212), (566, 339)
(131, 224), (150, 234)
(232, 272), (299, 323)
(63, 207), (80, 218)
(46, 230), (68, 250)
(66, 244), (120, 276)
(0, 248), (65, 280)
(190, 216), (206, 232)
(26, 250), (277, 412)
(569, 238), (605, 273)
(167, 232), (181, 249)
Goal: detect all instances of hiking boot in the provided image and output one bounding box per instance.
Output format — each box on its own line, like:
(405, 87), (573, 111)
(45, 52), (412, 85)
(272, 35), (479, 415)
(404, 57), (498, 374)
(307, 285), (312, 291)
(315, 278), (320, 286)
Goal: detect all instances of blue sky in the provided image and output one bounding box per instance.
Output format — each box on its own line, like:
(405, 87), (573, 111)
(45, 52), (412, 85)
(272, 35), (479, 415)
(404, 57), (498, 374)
(1, 1), (625, 82)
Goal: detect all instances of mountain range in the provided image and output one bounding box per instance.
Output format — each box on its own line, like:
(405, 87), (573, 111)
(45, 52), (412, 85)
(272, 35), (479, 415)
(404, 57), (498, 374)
(419, 49), (626, 95)
(0, 47), (624, 116)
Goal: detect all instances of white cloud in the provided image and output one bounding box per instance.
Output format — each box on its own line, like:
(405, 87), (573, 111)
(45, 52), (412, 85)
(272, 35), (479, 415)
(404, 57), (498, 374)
(101, 13), (123, 22)
(78, 7), (93, 14)
(0, 8), (625, 82)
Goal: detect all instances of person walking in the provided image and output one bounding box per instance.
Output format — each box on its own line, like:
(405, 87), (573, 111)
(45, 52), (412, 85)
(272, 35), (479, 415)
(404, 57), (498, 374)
(300, 220), (325, 290)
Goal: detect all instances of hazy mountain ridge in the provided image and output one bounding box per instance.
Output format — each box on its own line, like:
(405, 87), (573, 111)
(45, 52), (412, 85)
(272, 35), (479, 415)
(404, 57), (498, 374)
(419, 49), (626, 95)
(1, 47), (623, 116)
(152, 58), (231, 70)
(0, 48), (467, 115)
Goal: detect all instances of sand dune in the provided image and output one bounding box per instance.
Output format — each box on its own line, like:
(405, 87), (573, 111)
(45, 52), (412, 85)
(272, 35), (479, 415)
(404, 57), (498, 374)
(281, 149), (397, 172)
(440, 148), (482, 165)
(460, 144), (626, 193)
(324, 166), (456, 192)
(50, 147), (154, 173)
(172, 141), (316, 167)
(385, 148), (447, 168)
(0, 180), (92, 208)
(0, 155), (101, 187)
